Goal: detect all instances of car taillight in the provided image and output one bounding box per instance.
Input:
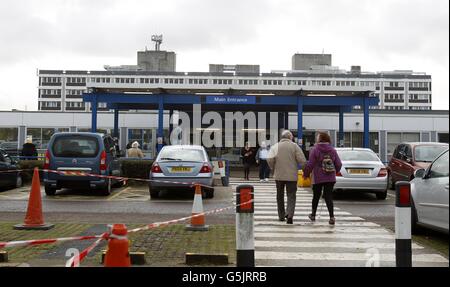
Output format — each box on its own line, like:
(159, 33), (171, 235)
(43, 150), (50, 169)
(377, 168), (388, 177)
(100, 151), (107, 171)
(336, 171), (342, 177)
(151, 163), (162, 173)
(200, 163), (212, 173)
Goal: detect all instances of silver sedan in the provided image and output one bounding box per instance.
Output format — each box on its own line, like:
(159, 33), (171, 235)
(148, 145), (215, 199)
(411, 149), (449, 234)
(334, 148), (388, 200)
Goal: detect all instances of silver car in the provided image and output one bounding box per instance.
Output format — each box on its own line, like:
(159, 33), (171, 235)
(334, 148), (388, 200)
(149, 145), (214, 198)
(411, 149), (449, 234)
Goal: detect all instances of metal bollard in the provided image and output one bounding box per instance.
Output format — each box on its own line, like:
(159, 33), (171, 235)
(395, 181), (412, 267)
(236, 185), (255, 267)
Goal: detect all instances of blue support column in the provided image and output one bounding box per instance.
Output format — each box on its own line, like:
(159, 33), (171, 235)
(91, 96), (98, 133)
(339, 106), (344, 147)
(297, 96), (304, 147)
(284, 112), (289, 129)
(363, 96), (370, 148)
(113, 108), (119, 138)
(157, 95), (164, 153)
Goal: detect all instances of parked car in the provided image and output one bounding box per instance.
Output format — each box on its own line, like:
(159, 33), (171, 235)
(43, 132), (122, 196)
(387, 142), (449, 189)
(410, 149), (449, 234)
(0, 148), (23, 190)
(334, 148), (388, 199)
(149, 145), (214, 199)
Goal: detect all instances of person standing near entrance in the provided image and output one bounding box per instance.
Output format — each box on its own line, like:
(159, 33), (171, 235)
(267, 130), (307, 224)
(127, 141), (144, 158)
(21, 138), (38, 160)
(241, 142), (254, 180)
(256, 141), (270, 182)
(303, 132), (342, 225)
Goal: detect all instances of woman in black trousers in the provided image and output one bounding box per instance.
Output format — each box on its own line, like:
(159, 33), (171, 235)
(241, 142), (254, 180)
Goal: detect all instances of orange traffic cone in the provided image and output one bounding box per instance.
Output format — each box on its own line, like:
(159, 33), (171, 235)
(104, 224), (131, 267)
(14, 168), (54, 230)
(185, 184), (209, 231)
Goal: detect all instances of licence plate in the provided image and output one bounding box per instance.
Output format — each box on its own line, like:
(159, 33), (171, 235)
(170, 167), (192, 173)
(347, 169), (370, 175)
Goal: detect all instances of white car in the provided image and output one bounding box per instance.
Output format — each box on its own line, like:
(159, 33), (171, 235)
(411, 149), (449, 234)
(334, 148), (388, 200)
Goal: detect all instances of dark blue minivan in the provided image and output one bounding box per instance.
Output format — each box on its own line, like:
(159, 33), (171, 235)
(43, 132), (122, 196)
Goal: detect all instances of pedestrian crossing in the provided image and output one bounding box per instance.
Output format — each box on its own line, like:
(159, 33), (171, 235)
(230, 179), (449, 267)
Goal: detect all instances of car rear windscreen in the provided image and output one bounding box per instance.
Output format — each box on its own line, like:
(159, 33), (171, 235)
(337, 150), (380, 162)
(158, 148), (205, 162)
(52, 136), (99, 158)
(414, 145), (448, 162)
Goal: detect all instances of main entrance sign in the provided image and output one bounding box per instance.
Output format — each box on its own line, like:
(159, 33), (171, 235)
(205, 96), (256, 104)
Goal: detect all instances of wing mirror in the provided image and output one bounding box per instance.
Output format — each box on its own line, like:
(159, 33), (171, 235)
(414, 168), (426, 179)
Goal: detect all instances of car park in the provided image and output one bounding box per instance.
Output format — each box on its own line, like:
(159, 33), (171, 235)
(0, 148), (22, 190)
(149, 145), (215, 199)
(43, 132), (122, 196)
(334, 148), (388, 200)
(387, 142), (448, 189)
(411, 149), (449, 234)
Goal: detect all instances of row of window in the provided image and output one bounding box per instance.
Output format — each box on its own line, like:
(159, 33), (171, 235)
(40, 89), (61, 96)
(385, 93), (404, 101)
(409, 82), (429, 88)
(409, 106), (432, 110)
(66, 102), (85, 108)
(66, 90), (84, 96)
(40, 76), (431, 89)
(408, 94), (429, 100)
(41, 101), (60, 108)
(41, 77), (61, 84)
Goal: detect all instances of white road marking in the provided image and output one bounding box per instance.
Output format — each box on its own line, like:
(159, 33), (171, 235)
(254, 226), (390, 233)
(254, 210), (351, 215)
(255, 215), (364, 221)
(255, 240), (423, 249)
(255, 232), (395, 240)
(255, 251), (449, 263)
(254, 221), (380, 227)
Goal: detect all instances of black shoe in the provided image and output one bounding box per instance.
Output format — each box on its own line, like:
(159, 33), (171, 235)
(329, 217), (335, 225)
(308, 214), (316, 222)
(286, 217), (293, 224)
(279, 217), (286, 222)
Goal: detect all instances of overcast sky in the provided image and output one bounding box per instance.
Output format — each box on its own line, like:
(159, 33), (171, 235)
(0, 0), (448, 111)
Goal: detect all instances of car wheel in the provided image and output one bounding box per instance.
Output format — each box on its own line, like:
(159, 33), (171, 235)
(205, 188), (214, 199)
(149, 188), (160, 199)
(15, 175), (23, 188)
(101, 179), (112, 196)
(388, 173), (395, 190)
(45, 186), (57, 196)
(376, 190), (387, 200)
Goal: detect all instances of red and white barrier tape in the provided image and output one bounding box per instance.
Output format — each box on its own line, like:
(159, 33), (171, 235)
(0, 234), (104, 249)
(66, 232), (109, 267)
(42, 169), (213, 189)
(128, 199), (253, 233)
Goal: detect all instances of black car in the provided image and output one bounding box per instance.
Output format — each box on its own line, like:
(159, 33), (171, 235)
(0, 148), (23, 190)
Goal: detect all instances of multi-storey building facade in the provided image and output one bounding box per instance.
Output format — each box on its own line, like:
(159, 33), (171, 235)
(37, 51), (432, 112)
(38, 68), (432, 112)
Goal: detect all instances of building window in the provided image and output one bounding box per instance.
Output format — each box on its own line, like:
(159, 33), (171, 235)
(0, 128), (19, 151)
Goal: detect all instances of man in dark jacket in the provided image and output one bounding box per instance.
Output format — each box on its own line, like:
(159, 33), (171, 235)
(21, 139), (38, 160)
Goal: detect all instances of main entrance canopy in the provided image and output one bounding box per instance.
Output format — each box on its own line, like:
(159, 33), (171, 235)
(83, 88), (379, 152)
